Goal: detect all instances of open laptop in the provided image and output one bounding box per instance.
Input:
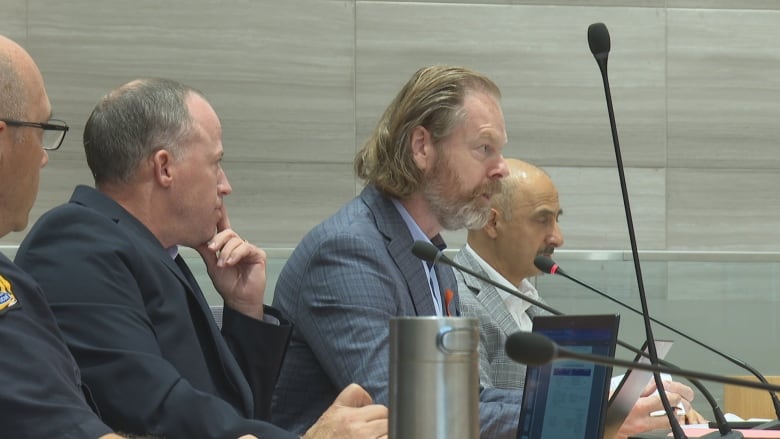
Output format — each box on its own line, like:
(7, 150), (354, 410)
(602, 340), (675, 439)
(516, 314), (620, 439)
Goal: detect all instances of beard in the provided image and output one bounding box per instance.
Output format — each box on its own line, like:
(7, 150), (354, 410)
(423, 154), (501, 231)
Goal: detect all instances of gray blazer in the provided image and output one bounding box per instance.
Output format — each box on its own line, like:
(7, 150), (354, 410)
(271, 185), (521, 438)
(453, 248), (550, 390)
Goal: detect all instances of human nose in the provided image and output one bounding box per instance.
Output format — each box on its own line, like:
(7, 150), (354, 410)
(40, 149), (49, 168)
(218, 169), (232, 196)
(548, 222), (564, 248)
(490, 156), (510, 179)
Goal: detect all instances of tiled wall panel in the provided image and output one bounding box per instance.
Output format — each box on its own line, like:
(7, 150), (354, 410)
(5, 0), (780, 405)
(667, 8), (780, 170)
(356, 3), (668, 170)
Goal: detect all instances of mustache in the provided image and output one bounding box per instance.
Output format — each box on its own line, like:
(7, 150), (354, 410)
(473, 179), (502, 198)
(538, 247), (555, 256)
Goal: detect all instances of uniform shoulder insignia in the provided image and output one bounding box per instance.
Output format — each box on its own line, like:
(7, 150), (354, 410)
(0, 274), (19, 316)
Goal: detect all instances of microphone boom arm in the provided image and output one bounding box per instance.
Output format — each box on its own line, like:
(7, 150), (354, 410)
(538, 255), (780, 422)
(413, 240), (741, 435)
(508, 331), (780, 393)
(588, 21), (685, 438)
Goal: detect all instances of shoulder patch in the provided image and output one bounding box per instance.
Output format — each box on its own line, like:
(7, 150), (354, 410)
(0, 274), (19, 316)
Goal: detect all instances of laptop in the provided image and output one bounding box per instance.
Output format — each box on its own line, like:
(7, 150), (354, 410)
(516, 314), (621, 439)
(602, 340), (675, 439)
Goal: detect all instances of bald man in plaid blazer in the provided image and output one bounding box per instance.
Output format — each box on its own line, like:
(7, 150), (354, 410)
(453, 159), (560, 390)
(454, 159), (707, 437)
(453, 247), (550, 390)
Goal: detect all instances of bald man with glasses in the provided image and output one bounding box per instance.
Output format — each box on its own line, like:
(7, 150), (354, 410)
(0, 33), (128, 438)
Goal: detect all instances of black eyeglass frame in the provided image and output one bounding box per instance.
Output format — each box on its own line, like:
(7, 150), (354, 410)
(0, 118), (69, 150)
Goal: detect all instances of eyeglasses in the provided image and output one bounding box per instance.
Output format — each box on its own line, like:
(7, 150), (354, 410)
(1, 118), (69, 150)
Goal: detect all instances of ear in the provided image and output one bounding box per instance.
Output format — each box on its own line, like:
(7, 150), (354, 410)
(484, 208), (500, 239)
(410, 125), (435, 171)
(151, 149), (175, 188)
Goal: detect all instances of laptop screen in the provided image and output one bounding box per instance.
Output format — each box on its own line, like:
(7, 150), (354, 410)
(517, 314), (620, 439)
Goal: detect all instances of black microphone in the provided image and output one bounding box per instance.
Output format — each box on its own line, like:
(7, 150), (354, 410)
(506, 331), (780, 394)
(535, 254), (780, 427)
(411, 241), (557, 315)
(588, 22), (685, 439)
(412, 241), (738, 437)
(588, 22), (611, 64)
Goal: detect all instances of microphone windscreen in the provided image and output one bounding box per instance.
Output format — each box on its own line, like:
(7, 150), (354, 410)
(411, 240), (440, 263)
(505, 331), (557, 366)
(588, 22), (611, 57)
(533, 255), (558, 274)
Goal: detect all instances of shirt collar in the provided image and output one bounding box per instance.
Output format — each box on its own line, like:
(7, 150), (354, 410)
(391, 198), (447, 266)
(461, 243), (540, 305)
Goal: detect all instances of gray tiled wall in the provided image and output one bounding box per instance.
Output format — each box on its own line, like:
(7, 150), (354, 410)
(4, 0), (780, 411)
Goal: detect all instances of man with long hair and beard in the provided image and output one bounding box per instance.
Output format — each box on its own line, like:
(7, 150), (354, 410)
(272, 65), (521, 438)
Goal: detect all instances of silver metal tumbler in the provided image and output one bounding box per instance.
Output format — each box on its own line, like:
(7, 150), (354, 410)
(389, 316), (479, 439)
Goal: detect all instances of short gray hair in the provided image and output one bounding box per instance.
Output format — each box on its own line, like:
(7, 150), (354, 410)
(493, 173), (521, 221)
(0, 52), (27, 120)
(83, 78), (205, 186)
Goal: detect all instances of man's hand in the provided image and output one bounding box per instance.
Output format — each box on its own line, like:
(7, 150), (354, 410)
(195, 206), (266, 320)
(684, 407), (707, 425)
(302, 383), (388, 439)
(613, 380), (703, 439)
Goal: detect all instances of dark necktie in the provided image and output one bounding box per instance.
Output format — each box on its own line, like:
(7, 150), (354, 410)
(428, 234), (454, 316)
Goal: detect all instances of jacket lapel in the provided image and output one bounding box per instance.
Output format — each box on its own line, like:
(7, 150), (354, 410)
(169, 255), (255, 416)
(361, 186), (437, 316)
(455, 250), (519, 335)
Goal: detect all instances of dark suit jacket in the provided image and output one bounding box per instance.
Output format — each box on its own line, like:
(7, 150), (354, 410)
(271, 185), (521, 438)
(16, 185), (296, 439)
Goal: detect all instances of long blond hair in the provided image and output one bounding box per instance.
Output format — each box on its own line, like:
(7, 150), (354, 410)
(355, 65), (501, 197)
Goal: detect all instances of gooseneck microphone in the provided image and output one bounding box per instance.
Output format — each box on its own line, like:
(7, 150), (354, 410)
(588, 22), (685, 439)
(535, 254), (780, 426)
(412, 241), (739, 437)
(534, 258), (747, 438)
(411, 241), (556, 315)
(506, 331), (780, 394)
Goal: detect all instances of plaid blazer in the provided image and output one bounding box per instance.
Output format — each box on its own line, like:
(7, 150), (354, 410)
(272, 185), (521, 438)
(453, 248), (550, 390)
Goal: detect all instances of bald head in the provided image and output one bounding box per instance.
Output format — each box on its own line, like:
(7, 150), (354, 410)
(491, 159), (555, 220)
(0, 35), (48, 121)
(467, 158), (563, 284)
(0, 34), (51, 237)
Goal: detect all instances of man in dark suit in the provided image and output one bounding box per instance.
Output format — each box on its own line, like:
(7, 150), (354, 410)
(271, 65), (521, 438)
(0, 33), (127, 439)
(16, 78), (387, 439)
